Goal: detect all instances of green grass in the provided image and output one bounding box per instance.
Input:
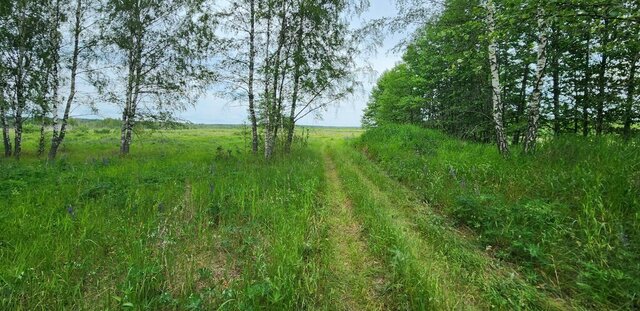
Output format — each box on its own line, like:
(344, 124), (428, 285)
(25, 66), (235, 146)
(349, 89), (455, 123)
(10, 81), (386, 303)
(2, 123), (634, 310)
(0, 127), (335, 309)
(327, 143), (562, 310)
(357, 124), (640, 309)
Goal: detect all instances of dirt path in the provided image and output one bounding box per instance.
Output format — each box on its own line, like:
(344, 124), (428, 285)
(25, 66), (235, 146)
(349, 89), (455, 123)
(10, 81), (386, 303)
(323, 152), (387, 311)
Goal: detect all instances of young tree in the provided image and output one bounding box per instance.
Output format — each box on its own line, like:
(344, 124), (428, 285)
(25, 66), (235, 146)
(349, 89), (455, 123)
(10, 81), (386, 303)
(1, 0), (49, 159)
(261, 0), (289, 159)
(283, 0), (359, 153)
(523, 4), (549, 154)
(98, 0), (217, 155)
(33, 0), (65, 157)
(0, 85), (10, 157)
(217, 0), (260, 154)
(247, 0), (259, 153)
(49, 0), (85, 160)
(0, 16), (11, 157)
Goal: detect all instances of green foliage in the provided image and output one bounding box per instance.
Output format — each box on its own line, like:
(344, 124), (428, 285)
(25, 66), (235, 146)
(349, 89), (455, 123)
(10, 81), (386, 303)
(365, 0), (640, 142)
(362, 64), (425, 127)
(365, 0), (494, 140)
(358, 124), (640, 309)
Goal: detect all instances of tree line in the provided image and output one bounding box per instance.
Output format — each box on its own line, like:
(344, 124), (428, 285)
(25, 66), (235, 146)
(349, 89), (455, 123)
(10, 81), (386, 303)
(363, 0), (640, 155)
(0, 0), (362, 160)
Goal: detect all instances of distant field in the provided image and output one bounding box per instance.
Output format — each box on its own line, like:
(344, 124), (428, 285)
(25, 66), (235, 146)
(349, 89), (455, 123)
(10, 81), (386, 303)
(1, 125), (637, 310)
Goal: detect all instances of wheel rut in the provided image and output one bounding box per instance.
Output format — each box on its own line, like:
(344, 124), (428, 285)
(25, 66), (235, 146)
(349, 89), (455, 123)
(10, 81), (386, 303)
(323, 151), (387, 311)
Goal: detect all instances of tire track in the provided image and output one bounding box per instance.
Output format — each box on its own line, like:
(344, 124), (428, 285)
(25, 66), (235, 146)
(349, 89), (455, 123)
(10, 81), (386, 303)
(323, 151), (387, 311)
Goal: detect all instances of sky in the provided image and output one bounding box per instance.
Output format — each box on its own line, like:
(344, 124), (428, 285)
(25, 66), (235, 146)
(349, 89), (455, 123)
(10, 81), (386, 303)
(73, 0), (410, 127)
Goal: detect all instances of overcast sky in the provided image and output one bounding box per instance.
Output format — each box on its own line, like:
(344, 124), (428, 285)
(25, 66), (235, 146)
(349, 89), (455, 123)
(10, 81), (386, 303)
(73, 0), (410, 127)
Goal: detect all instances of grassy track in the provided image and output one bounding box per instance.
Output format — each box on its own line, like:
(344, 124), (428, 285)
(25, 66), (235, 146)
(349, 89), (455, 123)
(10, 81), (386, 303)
(323, 151), (387, 310)
(326, 143), (565, 310)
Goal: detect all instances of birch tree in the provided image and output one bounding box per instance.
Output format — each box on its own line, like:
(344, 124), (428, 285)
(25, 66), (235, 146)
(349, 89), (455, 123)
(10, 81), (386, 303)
(261, 0), (288, 159)
(283, 0), (359, 153)
(0, 15), (11, 157)
(217, 0), (260, 154)
(49, 0), (85, 160)
(484, 0), (509, 156)
(523, 4), (549, 154)
(0, 83), (10, 157)
(247, 0), (259, 154)
(1, 0), (49, 159)
(98, 0), (217, 155)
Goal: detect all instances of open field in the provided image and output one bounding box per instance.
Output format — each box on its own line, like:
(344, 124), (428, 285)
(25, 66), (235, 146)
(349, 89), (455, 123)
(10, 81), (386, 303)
(1, 126), (638, 310)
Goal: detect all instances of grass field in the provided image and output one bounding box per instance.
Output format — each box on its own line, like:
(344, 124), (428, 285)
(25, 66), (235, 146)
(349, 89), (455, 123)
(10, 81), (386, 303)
(1, 125), (637, 310)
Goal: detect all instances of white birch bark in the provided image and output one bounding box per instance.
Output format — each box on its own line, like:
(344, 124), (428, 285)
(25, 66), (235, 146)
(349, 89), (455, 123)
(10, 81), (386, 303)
(524, 5), (549, 154)
(0, 102), (11, 157)
(248, 0), (259, 154)
(485, 0), (509, 156)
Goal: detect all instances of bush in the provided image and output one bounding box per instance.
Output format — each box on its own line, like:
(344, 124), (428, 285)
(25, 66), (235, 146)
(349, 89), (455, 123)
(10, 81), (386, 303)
(93, 128), (112, 134)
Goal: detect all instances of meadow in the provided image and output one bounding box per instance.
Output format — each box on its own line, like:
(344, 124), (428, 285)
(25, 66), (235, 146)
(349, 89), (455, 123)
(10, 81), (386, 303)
(0, 124), (637, 310)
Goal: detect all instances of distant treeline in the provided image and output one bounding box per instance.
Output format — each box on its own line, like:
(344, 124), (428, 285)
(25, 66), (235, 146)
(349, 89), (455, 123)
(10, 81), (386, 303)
(363, 0), (639, 154)
(0, 117), (189, 131)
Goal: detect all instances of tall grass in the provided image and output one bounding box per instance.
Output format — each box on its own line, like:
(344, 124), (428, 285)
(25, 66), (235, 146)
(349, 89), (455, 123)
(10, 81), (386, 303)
(328, 144), (555, 310)
(357, 124), (640, 309)
(0, 128), (330, 310)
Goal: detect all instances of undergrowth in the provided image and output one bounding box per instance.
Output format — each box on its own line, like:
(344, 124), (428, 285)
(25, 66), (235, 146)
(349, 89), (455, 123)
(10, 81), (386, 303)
(357, 124), (640, 309)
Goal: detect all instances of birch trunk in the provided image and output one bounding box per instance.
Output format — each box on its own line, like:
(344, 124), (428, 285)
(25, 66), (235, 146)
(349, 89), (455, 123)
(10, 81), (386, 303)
(524, 6), (549, 154)
(265, 1), (288, 160)
(551, 25), (561, 135)
(14, 56), (25, 159)
(37, 112), (46, 156)
(121, 9), (135, 155)
(485, 0), (509, 156)
(247, 0), (259, 154)
(623, 53), (637, 141)
(572, 70), (580, 134)
(49, 0), (62, 158)
(582, 29), (591, 137)
(285, 1), (304, 154)
(41, 0), (62, 157)
(120, 10), (143, 156)
(0, 103), (10, 157)
(262, 1), (274, 160)
(49, 0), (81, 160)
(120, 48), (136, 155)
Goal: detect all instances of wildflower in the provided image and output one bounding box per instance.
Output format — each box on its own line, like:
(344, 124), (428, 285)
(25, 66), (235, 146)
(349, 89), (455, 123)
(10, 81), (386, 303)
(66, 205), (76, 220)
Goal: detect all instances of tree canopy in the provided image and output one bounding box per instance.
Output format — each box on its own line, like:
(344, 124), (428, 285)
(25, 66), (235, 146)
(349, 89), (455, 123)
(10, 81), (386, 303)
(364, 0), (640, 149)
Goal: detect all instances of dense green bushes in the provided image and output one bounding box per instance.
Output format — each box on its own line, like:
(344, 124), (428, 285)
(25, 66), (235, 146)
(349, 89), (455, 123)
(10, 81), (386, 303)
(357, 124), (640, 309)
